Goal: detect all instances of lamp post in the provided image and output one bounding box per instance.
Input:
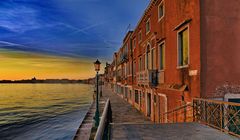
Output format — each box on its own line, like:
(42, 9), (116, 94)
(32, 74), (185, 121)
(94, 59), (101, 127)
(100, 76), (103, 97)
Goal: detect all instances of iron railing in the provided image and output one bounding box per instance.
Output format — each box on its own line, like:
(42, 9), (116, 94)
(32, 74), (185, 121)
(148, 70), (158, 87)
(160, 98), (240, 137)
(136, 70), (158, 87)
(160, 103), (193, 123)
(193, 98), (240, 137)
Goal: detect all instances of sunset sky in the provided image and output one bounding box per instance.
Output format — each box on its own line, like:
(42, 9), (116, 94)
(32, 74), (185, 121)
(0, 0), (148, 80)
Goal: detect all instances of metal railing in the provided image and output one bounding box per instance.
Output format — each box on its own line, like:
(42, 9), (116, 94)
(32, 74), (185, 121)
(148, 70), (158, 87)
(160, 102), (193, 123)
(136, 70), (158, 86)
(160, 98), (240, 137)
(94, 99), (112, 140)
(193, 98), (240, 137)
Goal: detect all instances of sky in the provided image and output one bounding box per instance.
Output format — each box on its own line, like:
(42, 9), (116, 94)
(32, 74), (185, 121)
(0, 0), (149, 80)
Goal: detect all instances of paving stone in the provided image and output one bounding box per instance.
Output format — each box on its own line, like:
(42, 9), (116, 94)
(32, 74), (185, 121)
(101, 87), (239, 140)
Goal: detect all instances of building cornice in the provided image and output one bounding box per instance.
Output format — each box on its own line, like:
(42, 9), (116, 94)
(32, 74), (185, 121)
(133, 0), (158, 33)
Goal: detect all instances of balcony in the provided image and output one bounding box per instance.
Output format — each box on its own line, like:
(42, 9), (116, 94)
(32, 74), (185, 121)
(149, 70), (158, 87)
(136, 70), (158, 87)
(119, 54), (128, 64)
(116, 76), (121, 82)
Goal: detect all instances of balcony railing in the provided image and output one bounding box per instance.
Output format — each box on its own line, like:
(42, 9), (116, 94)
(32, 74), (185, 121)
(118, 54), (128, 65)
(116, 76), (121, 82)
(136, 70), (158, 87)
(148, 70), (158, 87)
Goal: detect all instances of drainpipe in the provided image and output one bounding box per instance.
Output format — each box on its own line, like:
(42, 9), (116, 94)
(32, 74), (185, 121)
(130, 37), (134, 89)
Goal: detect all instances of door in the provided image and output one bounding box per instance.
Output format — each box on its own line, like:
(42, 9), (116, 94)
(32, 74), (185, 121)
(124, 87), (128, 99)
(147, 93), (151, 117)
(139, 91), (142, 111)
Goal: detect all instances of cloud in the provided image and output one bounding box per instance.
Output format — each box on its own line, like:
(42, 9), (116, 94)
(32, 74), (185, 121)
(0, 40), (101, 59)
(0, 0), (149, 61)
(0, 4), (40, 33)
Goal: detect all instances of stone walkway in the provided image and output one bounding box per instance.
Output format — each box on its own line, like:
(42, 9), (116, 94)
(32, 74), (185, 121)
(111, 123), (238, 140)
(101, 87), (239, 140)
(101, 87), (151, 123)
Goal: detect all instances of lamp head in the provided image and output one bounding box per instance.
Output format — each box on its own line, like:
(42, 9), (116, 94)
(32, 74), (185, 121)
(94, 59), (101, 72)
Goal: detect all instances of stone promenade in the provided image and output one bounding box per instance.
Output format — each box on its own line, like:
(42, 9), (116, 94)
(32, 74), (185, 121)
(101, 87), (151, 124)
(101, 87), (239, 140)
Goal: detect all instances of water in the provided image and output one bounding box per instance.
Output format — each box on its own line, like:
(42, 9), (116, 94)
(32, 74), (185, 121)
(0, 84), (93, 140)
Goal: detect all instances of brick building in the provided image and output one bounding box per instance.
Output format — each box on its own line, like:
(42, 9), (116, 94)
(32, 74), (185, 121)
(104, 0), (240, 122)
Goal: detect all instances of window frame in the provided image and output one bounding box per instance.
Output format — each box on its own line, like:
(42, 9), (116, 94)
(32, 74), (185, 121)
(177, 26), (190, 68)
(151, 47), (157, 70)
(159, 41), (165, 71)
(146, 18), (151, 35)
(146, 43), (151, 70)
(139, 56), (142, 72)
(158, 0), (165, 22)
(133, 60), (136, 74)
(133, 38), (136, 50)
(135, 90), (139, 104)
(138, 30), (142, 43)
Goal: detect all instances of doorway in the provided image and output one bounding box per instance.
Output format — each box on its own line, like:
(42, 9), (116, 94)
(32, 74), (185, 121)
(147, 93), (151, 117)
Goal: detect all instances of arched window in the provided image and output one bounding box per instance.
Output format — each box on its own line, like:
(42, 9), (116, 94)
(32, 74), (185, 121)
(146, 44), (151, 70)
(151, 47), (156, 70)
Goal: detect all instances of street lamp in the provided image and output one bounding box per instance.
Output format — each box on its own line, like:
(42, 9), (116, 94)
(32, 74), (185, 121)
(94, 59), (101, 127)
(100, 75), (103, 97)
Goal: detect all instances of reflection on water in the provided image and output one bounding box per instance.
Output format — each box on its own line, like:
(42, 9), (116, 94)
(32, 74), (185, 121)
(0, 84), (93, 140)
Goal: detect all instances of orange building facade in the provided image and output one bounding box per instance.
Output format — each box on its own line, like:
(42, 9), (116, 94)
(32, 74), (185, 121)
(104, 0), (240, 122)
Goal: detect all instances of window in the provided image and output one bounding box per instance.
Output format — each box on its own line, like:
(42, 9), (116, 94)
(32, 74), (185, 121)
(151, 48), (156, 69)
(135, 90), (139, 104)
(158, 1), (164, 20)
(146, 45), (151, 70)
(178, 28), (189, 66)
(125, 64), (127, 76)
(129, 90), (132, 99)
(138, 31), (142, 43)
(129, 61), (132, 75)
(133, 61), (136, 74)
(139, 57), (142, 71)
(146, 19), (150, 34)
(143, 54), (145, 70)
(133, 38), (136, 49)
(159, 43), (165, 70)
(124, 45), (128, 56)
(127, 62), (130, 75)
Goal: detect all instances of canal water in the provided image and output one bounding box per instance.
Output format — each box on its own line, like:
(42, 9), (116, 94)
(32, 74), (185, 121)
(0, 84), (93, 140)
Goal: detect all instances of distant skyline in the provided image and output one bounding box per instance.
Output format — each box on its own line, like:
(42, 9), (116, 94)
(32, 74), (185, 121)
(0, 0), (149, 80)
